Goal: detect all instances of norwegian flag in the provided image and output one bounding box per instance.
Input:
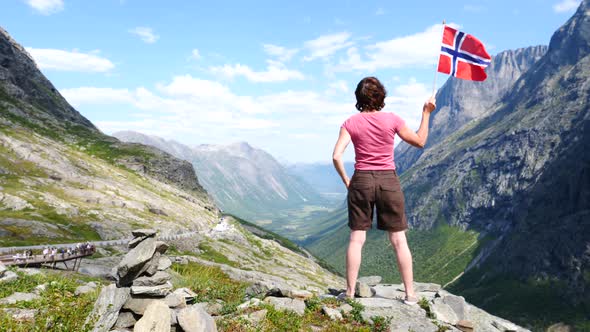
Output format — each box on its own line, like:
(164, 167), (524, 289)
(438, 25), (491, 81)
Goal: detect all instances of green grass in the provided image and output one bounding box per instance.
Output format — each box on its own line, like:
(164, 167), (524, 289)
(0, 268), (103, 332)
(197, 242), (239, 268)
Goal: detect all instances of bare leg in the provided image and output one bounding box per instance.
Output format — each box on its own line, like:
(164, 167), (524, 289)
(388, 230), (416, 298)
(346, 230), (366, 297)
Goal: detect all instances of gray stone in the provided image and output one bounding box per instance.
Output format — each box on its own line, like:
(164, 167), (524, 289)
(19, 268), (41, 276)
(442, 294), (466, 320)
(132, 271), (171, 287)
(283, 289), (313, 299)
(177, 305), (217, 332)
(164, 293), (186, 309)
(205, 302), (223, 316)
(155, 241), (169, 254)
(123, 297), (157, 315)
(492, 320), (519, 332)
(237, 298), (262, 311)
(373, 284), (406, 299)
(264, 296), (306, 316)
(398, 282), (442, 293)
(75, 284), (97, 296)
(114, 311), (137, 329)
(157, 256), (172, 271)
(132, 229), (157, 238)
(130, 281), (172, 297)
(357, 276), (382, 286)
(173, 288), (198, 303)
(456, 320), (474, 332)
(117, 237), (157, 286)
(34, 283), (48, 294)
(133, 300), (170, 332)
(432, 298), (459, 325)
(0, 262), (6, 277)
(141, 252), (161, 277)
(338, 303), (353, 314)
(240, 309), (267, 325)
(86, 284), (130, 332)
(355, 297), (438, 331)
(0, 292), (41, 305)
(355, 281), (374, 298)
(0, 270), (18, 283)
(128, 236), (148, 249)
(322, 306), (342, 321)
(2, 308), (38, 322)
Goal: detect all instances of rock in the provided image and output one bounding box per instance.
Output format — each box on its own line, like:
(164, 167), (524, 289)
(321, 306), (342, 321)
(164, 293), (186, 309)
(284, 289), (313, 300)
(456, 320), (475, 332)
(355, 297), (438, 331)
(19, 268), (41, 276)
(240, 309), (267, 325)
(131, 281), (173, 297)
(141, 252), (161, 277)
(492, 320), (519, 332)
(357, 276), (382, 286)
(399, 282), (441, 293)
(75, 284), (97, 296)
(86, 284), (130, 332)
(0, 262), (6, 276)
(2, 308), (38, 322)
(264, 296), (306, 316)
(547, 323), (572, 332)
(245, 282), (271, 297)
(432, 298), (459, 325)
(327, 288), (344, 296)
(355, 281), (374, 298)
(128, 236), (148, 249)
(131, 229), (157, 238)
(237, 298), (262, 311)
(133, 301), (170, 332)
(117, 237), (157, 286)
(123, 297), (157, 315)
(132, 271), (171, 287)
(114, 311), (138, 329)
(441, 294), (466, 320)
(204, 302), (223, 316)
(34, 283), (48, 294)
(0, 292), (40, 305)
(173, 288), (198, 303)
(155, 241), (169, 254)
(157, 256), (172, 271)
(0, 270), (18, 283)
(339, 303), (353, 314)
(177, 305), (217, 332)
(373, 284), (406, 299)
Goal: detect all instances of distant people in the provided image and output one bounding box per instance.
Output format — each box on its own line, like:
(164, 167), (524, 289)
(42, 247), (48, 259)
(50, 247), (57, 260)
(332, 77), (436, 305)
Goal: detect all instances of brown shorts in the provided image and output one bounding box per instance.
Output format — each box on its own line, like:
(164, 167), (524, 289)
(347, 170), (408, 232)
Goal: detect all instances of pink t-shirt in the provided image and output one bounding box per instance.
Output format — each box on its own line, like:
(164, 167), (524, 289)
(342, 112), (406, 170)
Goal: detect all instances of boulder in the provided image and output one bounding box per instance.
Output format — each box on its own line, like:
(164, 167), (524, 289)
(237, 298), (262, 311)
(140, 252), (161, 277)
(114, 311), (138, 329)
(117, 237), (157, 286)
(86, 284), (130, 332)
(155, 241), (169, 254)
(373, 284), (406, 299)
(2, 308), (38, 322)
(492, 320), (519, 332)
(240, 309), (267, 325)
(441, 294), (466, 320)
(355, 281), (374, 298)
(0, 292), (40, 305)
(173, 288), (198, 303)
(128, 236), (148, 249)
(0, 270), (18, 283)
(321, 306), (342, 321)
(357, 276), (382, 286)
(164, 292), (186, 309)
(283, 289), (313, 300)
(131, 229), (157, 238)
(177, 305), (217, 332)
(432, 298), (459, 325)
(264, 296), (306, 316)
(157, 256), (172, 271)
(204, 302), (223, 316)
(0, 262), (6, 276)
(338, 303), (353, 314)
(131, 281), (173, 297)
(456, 320), (474, 332)
(132, 271), (171, 287)
(123, 297), (156, 315)
(133, 300), (170, 332)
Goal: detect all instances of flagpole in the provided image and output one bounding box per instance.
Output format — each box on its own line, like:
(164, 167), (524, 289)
(432, 20), (446, 97)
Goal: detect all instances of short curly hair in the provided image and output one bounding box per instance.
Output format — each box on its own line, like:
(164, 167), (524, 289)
(355, 77), (386, 112)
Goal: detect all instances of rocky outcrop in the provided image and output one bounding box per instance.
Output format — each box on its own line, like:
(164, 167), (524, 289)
(87, 230), (216, 332)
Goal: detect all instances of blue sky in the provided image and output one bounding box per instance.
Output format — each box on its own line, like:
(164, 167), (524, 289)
(1, 0), (582, 163)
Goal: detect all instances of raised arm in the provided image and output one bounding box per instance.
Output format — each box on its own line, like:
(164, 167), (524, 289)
(332, 127), (352, 188)
(397, 96), (436, 148)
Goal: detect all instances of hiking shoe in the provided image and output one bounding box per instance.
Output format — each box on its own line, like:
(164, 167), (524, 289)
(337, 292), (353, 302)
(403, 295), (418, 306)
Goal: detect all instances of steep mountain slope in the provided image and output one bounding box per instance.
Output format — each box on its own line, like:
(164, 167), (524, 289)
(113, 131), (328, 226)
(0, 27), (216, 244)
(308, 1), (590, 327)
(395, 45), (547, 174)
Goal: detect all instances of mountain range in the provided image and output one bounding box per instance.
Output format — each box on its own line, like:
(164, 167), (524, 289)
(308, 1), (590, 328)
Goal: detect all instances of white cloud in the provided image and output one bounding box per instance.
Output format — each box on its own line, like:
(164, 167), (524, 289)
(334, 23), (455, 72)
(26, 48), (115, 72)
(375, 8), (386, 15)
(326, 80), (349, 96)
(129, 27), (159, 44)
(191, 49), (201, 60)
(303, 32), (354, 61)
(24, 0), (63, 15)
(386, 79), (432, 130)
(263, 44), (298, 62)
(210, 61), (304, 82)
(552, 0), (581, 12)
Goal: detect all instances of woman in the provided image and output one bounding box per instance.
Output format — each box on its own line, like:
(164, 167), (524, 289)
(332, 77), (436, 304)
